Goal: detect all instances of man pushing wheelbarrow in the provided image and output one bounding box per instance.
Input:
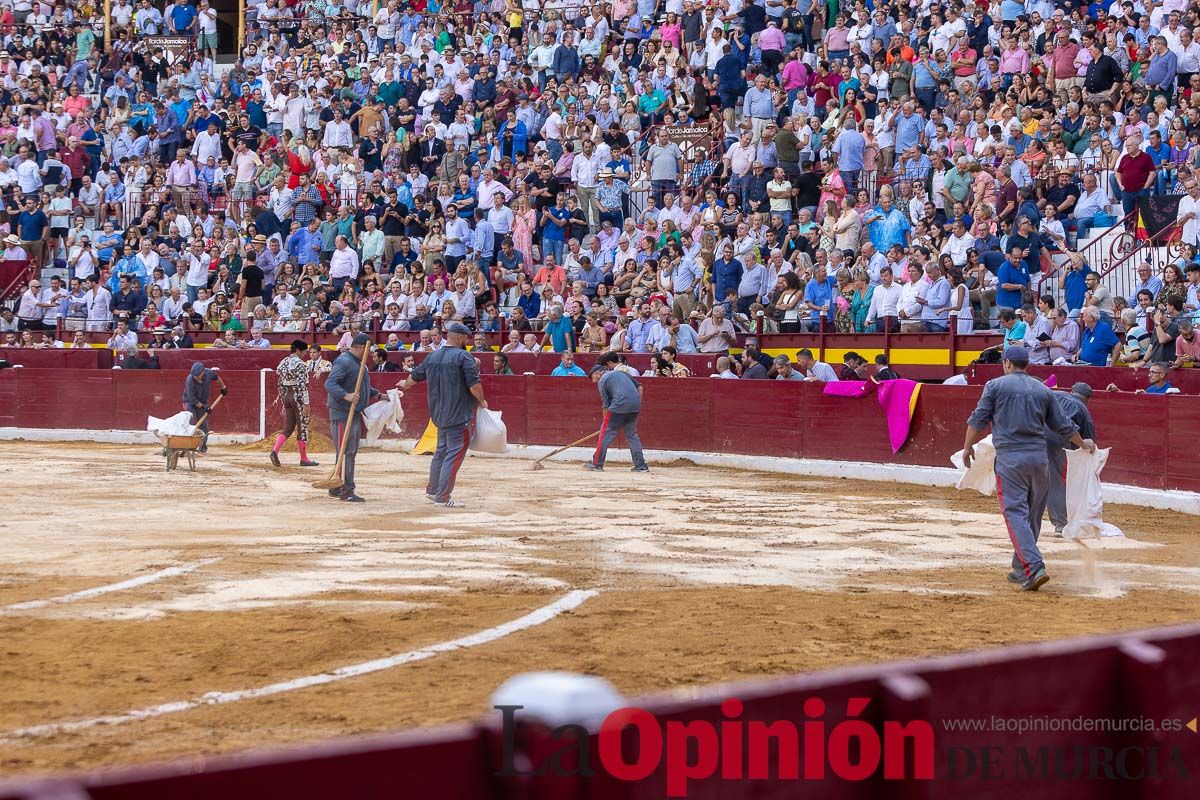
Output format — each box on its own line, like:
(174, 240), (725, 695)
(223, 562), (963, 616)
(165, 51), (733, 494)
(183, 361), (227, 455)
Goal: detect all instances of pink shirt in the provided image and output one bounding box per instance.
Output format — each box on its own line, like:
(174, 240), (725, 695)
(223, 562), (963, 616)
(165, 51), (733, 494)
(781, 60), (809, 91)
(33, 116), (56, 151)
(998, 47), (1028, 74)
(659, 22), (681, 48)
(759, 26), (786, 52)
(1050, 43), (1080, 80)
(824, 27), (850, 51)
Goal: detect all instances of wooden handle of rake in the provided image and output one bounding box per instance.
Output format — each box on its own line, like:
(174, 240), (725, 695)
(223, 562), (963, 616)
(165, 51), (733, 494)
(316, 353), (369, 487)
(190, 391), (225, 435)
(532, 430), (601, 470)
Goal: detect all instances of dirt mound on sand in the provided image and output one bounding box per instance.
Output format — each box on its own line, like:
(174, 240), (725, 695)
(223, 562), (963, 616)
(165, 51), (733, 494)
(662, 457), (697, 468)
(237, 431), (336, 453)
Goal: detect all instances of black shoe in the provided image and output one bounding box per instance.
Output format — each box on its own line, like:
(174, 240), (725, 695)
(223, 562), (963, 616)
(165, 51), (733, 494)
(631, 465), (650, 472)
(299, 460), (320, 467)
(1021, 567), (1049, 592)
(583, 462), (603, 471)
(1006, 570), (1022, 584)
(339, 493), (365, 503)
(328, 487), (343, 497)
(269, 450), (281, 468)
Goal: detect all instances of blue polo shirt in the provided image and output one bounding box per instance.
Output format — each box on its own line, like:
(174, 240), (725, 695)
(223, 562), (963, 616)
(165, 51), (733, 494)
(803, 276), (836, 323)
(543, 316), (574, 352)
(170, 3), (197, 33)
(15, 209), (48, 242)
(542, 206), (570, 240)
(1079, 320), (1119, 366)
(1063, 264), (1092, 311)
(996, 261), (1028, 310)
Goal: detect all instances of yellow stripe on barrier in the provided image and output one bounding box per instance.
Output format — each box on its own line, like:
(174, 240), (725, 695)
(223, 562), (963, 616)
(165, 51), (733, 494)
(759, 347), (987, 367)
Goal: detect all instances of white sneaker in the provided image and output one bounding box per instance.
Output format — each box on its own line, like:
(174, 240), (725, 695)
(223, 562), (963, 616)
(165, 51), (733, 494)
(435, 499), (466, 508)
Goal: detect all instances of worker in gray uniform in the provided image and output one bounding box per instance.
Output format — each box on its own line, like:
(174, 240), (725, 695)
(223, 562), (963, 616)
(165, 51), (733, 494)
(962, 346), (1095, 591)
(182, 361), (227, 454)
(325, 333), (381, 503)
(585, 351), (649, 472)
(1046, 382), (1097, 537)
(401, 322), (487, 508)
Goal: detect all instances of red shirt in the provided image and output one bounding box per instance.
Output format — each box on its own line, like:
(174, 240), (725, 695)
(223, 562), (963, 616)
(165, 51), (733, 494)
(1115, 150), (1155, 192)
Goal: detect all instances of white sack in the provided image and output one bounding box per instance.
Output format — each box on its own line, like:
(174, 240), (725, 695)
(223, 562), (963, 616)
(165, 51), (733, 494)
(943, 374), (969, 386)
(471, 407), (508, 453)
(147, 411), (196, 436)
(952, 439), (1124, 538)
(951, 435), (997, 496)
(1062, 447), (1124, 539)
(362, 388), (405, 444)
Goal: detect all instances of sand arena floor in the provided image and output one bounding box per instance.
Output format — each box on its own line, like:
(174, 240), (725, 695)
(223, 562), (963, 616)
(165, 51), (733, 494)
(0, 440), (1198, 776)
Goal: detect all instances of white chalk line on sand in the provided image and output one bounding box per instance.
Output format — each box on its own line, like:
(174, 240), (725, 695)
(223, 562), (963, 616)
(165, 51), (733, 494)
(1, 559), (223, 612)
(0, 588), (598, 743)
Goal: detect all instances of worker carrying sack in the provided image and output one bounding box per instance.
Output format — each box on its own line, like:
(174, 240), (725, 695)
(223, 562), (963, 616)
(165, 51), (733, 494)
(471, 407), (509, 454)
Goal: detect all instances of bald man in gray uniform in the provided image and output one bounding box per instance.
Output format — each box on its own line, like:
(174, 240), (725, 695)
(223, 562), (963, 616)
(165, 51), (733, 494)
(401, 322), (487, 509)
(963, 346), (1095, 591)
(1046, 382), (1097, 537)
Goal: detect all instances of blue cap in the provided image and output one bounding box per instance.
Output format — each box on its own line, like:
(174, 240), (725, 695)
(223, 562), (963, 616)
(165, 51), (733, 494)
(1003, 345), (1029, 362)
(445, 322), (472, 335)
(189, 362), (205, 377)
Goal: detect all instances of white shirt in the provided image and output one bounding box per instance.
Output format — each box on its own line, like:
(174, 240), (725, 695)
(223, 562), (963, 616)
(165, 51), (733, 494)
(163, 295), (187, 321)
(571, 153), (601, 189)
(86, 287), (112, 321)
(15, 159), (41, 193)
(865, 281), (903, 322)
(198, 6), (217, 33)
(941, 232), (974, 266)
(192, 129), (222, 162)
(184, 253), (207, 288)
(322, 120), (353, 148)
(329, 246), (360, 279)
(1180, 194), (1200, 245)
(476, 178), (512, 209)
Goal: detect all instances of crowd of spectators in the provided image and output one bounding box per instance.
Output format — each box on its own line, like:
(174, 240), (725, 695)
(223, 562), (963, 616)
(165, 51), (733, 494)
(2, 0), (1200, 377)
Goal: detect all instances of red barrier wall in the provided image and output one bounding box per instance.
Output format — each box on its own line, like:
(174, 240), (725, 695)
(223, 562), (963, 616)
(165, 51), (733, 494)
(55, 330), (1004, 379)
(966, 363), (1200, 395)
(2, 623), (1197, 799)
(147, 348), (724, 378)
(0, 348), (111, 369)
(2, 370), (1196, 493)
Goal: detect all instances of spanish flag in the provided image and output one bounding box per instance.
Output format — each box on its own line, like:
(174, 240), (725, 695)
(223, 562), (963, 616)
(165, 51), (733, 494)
(823, 379), (922, 454)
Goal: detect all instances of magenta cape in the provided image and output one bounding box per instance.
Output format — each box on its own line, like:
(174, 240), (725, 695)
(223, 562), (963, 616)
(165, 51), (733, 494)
(823, 379), (922, 454)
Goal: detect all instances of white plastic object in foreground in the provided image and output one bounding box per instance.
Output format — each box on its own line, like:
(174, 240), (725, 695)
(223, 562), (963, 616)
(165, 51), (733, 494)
(490, 672), (626, 729)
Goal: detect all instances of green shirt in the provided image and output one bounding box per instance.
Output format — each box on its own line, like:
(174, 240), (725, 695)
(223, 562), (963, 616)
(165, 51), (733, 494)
(943, 167), (972, 204)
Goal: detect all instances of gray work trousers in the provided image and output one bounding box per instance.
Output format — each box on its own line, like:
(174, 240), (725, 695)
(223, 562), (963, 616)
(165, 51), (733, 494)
(995, 449), (1050, 579)
(1046, 444), (1069, 530)
(593, 411), (646, 469)
(331, 416), (361, 493)
(428, 422), (470, 503)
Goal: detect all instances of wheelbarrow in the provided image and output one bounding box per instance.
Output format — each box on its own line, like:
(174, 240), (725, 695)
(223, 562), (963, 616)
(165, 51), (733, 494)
(162, 433), (205, 472)
(162, 394), (224, 472)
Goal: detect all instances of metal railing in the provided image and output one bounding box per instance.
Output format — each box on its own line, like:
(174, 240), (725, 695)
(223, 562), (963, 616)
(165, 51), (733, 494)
(0, 259), (36, 313)
(1093, 216), (1186, 305)
(1034, 209), (1137, 305)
